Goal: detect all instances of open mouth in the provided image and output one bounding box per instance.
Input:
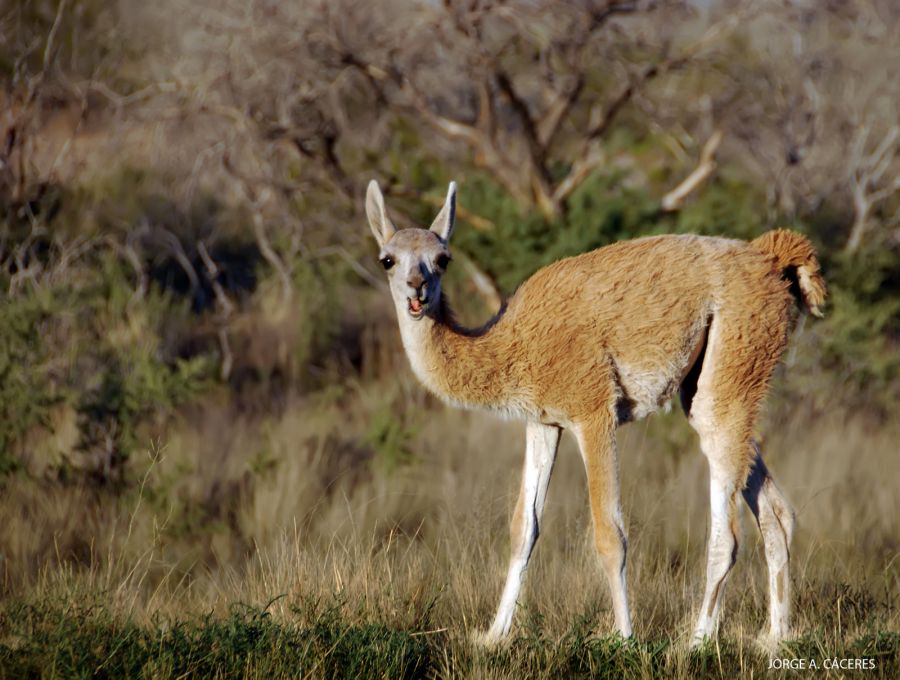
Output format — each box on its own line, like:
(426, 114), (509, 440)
(407, 297), (426, 318)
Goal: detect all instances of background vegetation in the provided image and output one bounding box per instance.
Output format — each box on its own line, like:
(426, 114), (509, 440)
(1, 0), (897, 677)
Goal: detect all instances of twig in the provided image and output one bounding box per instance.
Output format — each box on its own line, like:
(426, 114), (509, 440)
(221, 155), (295, 303)
(197, 240), (235, 316)
(387, 184), (496, 232)
(454, 250), (502, 311)
(661, 129), (723, 211)
(845, 124), (900, 253)
(310, 245), (386, 291)
(251, 211), (294, 304)
(217, 327), (233, 381)
(42, 0), (68, 72)
(153, 224), (200, 295)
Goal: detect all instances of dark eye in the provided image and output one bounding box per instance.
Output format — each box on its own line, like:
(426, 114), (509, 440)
(435, 253), (451, 270)
(380, 256), (394, 270)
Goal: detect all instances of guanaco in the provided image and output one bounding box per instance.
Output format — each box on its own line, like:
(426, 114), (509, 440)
(365, 180), (825, 646)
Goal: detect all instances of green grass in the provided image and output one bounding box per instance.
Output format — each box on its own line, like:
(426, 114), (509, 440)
(1, 597), (896, 679)
(0, 597), (430, 680)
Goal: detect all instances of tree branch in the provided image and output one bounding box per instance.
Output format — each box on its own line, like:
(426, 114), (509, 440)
(495, 70), (557, 217)
(453, 249), (503, 311)
(549, 9), (744, 209)
(845, 123), (900, 253)
(661, 129), (723, 211)
(537, 76), (584, 147)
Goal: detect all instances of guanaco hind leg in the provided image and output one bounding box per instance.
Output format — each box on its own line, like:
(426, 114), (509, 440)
(742, 442), (794, 644)
(687, 309), (793, 646)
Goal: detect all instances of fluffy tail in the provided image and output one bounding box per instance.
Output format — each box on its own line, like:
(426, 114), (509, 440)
(751, 229), (827, 317)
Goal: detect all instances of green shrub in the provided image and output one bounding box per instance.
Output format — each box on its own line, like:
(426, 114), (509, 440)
(671, 176), (767, 240)
(0, 290), (62, 473)
(816, 247), (900, 409)
(453, 171), (659, 294)
(364, 405), (421, 474)
(0, 247), (214, 480)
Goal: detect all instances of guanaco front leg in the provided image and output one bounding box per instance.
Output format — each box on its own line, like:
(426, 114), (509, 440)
(482, 421), (560, 643)
(575, 414), (633, 638)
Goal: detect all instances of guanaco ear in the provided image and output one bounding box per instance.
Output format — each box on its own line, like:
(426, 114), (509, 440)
(366, 180), (396, 248)
(429, 181), (457, 243)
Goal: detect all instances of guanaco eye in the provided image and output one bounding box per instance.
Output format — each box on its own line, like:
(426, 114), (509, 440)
(380, 256), (394, 270)
(435, 254), (451, 270)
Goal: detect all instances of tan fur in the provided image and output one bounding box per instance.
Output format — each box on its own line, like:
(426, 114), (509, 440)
(427, 235), (796, 427)
(365, 180), (825, 645)
(751, 229), (827, 316)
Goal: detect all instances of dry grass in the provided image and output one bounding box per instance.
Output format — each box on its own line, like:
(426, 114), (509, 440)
(0, 358), (897, 676)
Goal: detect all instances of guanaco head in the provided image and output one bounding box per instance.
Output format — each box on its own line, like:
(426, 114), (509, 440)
(366, 180), (456, 321)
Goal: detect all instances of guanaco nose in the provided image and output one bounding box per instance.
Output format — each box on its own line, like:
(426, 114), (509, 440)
(406, 270), (426, 294)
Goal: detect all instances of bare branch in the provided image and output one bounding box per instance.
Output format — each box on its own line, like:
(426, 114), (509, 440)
(536, 76), (584, 148)
(311, 245), (387, 291)
(154, 224), (200, 296)
(411, 100), (532, 206)
(41, 0), (68, 73)
(475, 78), (496, 138)
(197, 241), (236, 317)
(662, 129), (723, 211)
(552, 145), (606, 206)
(217, 327), (233, 382)
(845, 123), (900, 253)
(588, 1), (640, 27)
(453, 249), (502, 311)
(222, 156), (295, 302)
(495, 70), (556, 217)
(387, 184), (495, 232)
(252, 210), (294, 304)
(197, 240), (237, 381)
(551, 10), (745, 209)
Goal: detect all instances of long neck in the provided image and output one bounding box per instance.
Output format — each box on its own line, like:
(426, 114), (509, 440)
(398, 296), (512, 409)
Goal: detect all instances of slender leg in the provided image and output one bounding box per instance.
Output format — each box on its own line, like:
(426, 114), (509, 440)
(691, 432), (742, 646)
(684, 308), (790, 646)
(482, 421), (560, 643)
(575, 416), (632, 637)
(742, 442), (794, 644)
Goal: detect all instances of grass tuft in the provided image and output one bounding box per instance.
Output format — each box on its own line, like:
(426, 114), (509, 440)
(1, 595), (896, 678)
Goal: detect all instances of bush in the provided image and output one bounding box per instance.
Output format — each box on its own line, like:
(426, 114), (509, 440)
(0, 249), (213, 481)
(0, 290), (62, 473)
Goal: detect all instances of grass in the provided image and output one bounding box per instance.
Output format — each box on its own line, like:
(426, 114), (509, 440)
(1, 366), (897, 677)
(0, 320), (887, 673)
(0, 590), (896, 678)
(0, 597), (432, 679)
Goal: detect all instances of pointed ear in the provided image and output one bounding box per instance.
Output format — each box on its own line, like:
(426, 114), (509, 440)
(365, 180), (396, 248)
(429, 181), (457, 243)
